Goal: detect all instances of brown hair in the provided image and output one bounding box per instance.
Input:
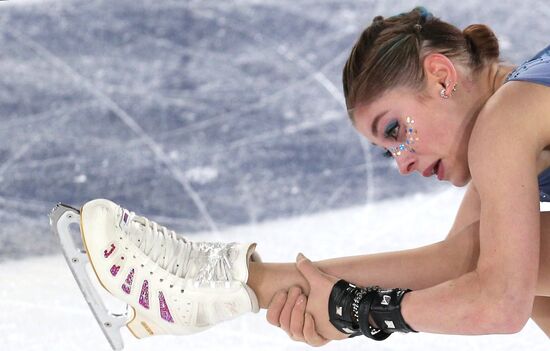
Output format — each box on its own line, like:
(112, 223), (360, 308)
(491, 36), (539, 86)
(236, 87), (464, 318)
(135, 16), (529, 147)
(342, 7), (500, 119)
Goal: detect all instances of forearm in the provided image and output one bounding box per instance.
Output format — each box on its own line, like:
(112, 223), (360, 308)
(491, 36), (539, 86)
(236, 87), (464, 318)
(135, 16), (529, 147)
(345, 215), (550, 335)
(315, 223), (478, 290)
(401, 269), (523, 334)
(248, 221), (480, 309)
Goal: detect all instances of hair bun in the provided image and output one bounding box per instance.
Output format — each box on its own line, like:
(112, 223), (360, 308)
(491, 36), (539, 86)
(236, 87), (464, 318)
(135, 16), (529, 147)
(463, 24), (499, 66)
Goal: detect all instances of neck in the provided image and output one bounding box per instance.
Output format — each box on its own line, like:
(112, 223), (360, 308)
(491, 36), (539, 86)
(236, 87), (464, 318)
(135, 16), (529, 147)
(487, 61), (516, 96)
(464, 62), (516, 119)
(453, 62), (516, 150)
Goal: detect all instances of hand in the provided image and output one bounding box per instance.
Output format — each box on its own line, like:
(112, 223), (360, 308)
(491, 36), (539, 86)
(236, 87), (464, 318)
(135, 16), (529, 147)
(266, 287), (330, 346)
(295, 253), (349, 342)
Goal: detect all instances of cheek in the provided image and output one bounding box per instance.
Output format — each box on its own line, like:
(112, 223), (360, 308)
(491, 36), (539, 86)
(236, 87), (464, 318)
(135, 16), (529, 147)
(415, 123), (451, 152)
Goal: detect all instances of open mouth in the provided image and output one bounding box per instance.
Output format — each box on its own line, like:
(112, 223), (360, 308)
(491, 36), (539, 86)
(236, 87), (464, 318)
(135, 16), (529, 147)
(432, 160), (441, 175)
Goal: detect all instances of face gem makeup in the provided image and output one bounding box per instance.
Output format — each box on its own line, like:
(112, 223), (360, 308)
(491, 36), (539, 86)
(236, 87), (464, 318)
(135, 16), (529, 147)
(388, 116), (419, 157)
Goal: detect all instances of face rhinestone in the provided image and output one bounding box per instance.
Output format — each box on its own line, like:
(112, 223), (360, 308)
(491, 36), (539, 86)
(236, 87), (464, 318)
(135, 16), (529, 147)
(159, 291), (174, 323)
(381, 295), (391, 305)
(385, 320), (396, 329)
(336, 306), (343, 316)
(387, 116), (418, 157)
(139, 280), (150, 309)
(121, 268), (135, 294)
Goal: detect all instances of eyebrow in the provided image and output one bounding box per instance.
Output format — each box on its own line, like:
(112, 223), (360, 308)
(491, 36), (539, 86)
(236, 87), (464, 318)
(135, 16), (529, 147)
(371, 110), (389, 138)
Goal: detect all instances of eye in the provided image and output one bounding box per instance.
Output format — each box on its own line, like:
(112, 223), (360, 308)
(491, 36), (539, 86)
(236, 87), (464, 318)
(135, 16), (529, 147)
(383, 120), (400, 140)
(382, 149), (393, 158)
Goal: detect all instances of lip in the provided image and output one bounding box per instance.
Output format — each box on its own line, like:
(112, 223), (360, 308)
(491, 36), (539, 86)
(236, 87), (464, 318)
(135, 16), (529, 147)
(422, 159), (440, 177)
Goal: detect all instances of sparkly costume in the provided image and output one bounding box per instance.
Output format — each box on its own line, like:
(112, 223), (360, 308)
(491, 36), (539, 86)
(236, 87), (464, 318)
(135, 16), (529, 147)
(505, 44), (550, 201)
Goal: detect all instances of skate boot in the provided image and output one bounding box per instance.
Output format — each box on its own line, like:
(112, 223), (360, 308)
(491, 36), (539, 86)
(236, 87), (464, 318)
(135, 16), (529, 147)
(79, 199), (259, 339)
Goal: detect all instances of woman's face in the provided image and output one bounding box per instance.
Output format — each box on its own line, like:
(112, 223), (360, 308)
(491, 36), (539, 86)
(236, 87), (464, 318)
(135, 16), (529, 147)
(352, 86), (473, 187)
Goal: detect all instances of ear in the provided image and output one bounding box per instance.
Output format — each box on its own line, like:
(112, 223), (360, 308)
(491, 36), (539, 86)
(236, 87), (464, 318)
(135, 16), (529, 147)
(422, 53), (458, 97)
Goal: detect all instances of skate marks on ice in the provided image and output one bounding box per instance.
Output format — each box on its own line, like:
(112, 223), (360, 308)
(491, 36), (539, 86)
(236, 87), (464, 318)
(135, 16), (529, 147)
(0, 0), (490, 258)
(5, 27), (220, 235)
(2, 0), (548, 259)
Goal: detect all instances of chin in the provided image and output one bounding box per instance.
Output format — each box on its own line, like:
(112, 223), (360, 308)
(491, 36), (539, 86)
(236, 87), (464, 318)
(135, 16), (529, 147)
(452, 179), (469, 187)
(450, 172), (471, 187)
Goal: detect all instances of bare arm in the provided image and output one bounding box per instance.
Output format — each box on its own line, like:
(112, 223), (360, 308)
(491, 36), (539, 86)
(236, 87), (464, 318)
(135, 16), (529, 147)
(399, 83), (544, 334)
(248, 221), (479, 308)
(251, 181), (483, 309)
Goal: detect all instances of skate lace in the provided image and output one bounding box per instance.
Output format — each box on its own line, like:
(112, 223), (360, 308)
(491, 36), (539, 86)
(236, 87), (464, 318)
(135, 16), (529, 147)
(124, 212), (237, 283)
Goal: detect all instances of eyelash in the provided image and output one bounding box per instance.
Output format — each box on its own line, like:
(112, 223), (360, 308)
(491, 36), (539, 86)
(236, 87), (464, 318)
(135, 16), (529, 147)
(382, 149), (393, 158)
(381, 120), (400, 158)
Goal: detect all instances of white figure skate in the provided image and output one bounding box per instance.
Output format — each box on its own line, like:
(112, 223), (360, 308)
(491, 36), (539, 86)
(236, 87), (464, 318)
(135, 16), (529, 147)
(50, 199), (259, 350)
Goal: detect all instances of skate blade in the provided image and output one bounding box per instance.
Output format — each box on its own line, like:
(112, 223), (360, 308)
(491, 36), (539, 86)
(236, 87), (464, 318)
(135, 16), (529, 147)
(50, 203), (128, 351)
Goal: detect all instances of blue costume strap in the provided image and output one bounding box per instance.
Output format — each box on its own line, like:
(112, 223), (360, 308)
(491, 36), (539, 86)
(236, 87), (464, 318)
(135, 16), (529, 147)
(506, 45), (550, 87)
(538, 168), (550, 202)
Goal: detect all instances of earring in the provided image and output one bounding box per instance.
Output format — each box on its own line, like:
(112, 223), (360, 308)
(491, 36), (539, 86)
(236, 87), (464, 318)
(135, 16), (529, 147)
(440, 83), (457, 99)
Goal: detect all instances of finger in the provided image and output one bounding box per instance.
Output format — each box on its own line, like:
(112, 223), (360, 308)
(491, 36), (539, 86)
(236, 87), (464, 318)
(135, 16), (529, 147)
(303, 313), (329, 347)
(266, 290), (287, 327)
(289, 294), (307, 341)
(279, 286), (302, 333)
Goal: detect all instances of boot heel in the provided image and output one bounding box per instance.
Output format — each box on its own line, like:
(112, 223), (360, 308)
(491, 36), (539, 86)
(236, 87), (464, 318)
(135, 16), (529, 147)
(126, 308), (160, 338)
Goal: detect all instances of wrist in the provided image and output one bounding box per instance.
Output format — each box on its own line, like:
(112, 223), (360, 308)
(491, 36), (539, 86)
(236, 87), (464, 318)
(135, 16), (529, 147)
(328, 280), (416, 341)
(358, 287), (416, 335)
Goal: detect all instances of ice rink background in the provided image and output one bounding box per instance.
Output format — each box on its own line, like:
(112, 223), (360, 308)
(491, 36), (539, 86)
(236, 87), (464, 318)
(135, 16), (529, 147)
(3, 0), (550, 260)
(0, 0), (549, 350)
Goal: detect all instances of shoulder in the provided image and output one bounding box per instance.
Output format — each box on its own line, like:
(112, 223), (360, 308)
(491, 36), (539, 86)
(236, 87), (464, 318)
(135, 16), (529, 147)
(469, 81), (550, 157)
(468, 81), (550, 197)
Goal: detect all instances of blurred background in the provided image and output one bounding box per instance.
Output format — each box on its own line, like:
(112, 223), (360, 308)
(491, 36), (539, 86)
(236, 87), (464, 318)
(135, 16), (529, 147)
(4, 0), (549, 260)
(0, 0), (549, 350)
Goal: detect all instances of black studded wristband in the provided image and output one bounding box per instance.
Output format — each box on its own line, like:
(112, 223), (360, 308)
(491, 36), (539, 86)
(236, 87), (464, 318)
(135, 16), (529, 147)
(366, 288), (417, 334)
(328, 280), (363, 337)
(329, 280), (416, 341)
(358, 289), (392, 340)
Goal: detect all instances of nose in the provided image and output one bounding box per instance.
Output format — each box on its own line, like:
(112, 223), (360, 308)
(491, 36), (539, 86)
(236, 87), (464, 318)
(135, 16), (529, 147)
(394, 153), (416, 175)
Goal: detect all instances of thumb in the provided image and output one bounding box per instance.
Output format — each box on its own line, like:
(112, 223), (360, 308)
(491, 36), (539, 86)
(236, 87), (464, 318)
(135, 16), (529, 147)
(296, 253), (322, 285)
